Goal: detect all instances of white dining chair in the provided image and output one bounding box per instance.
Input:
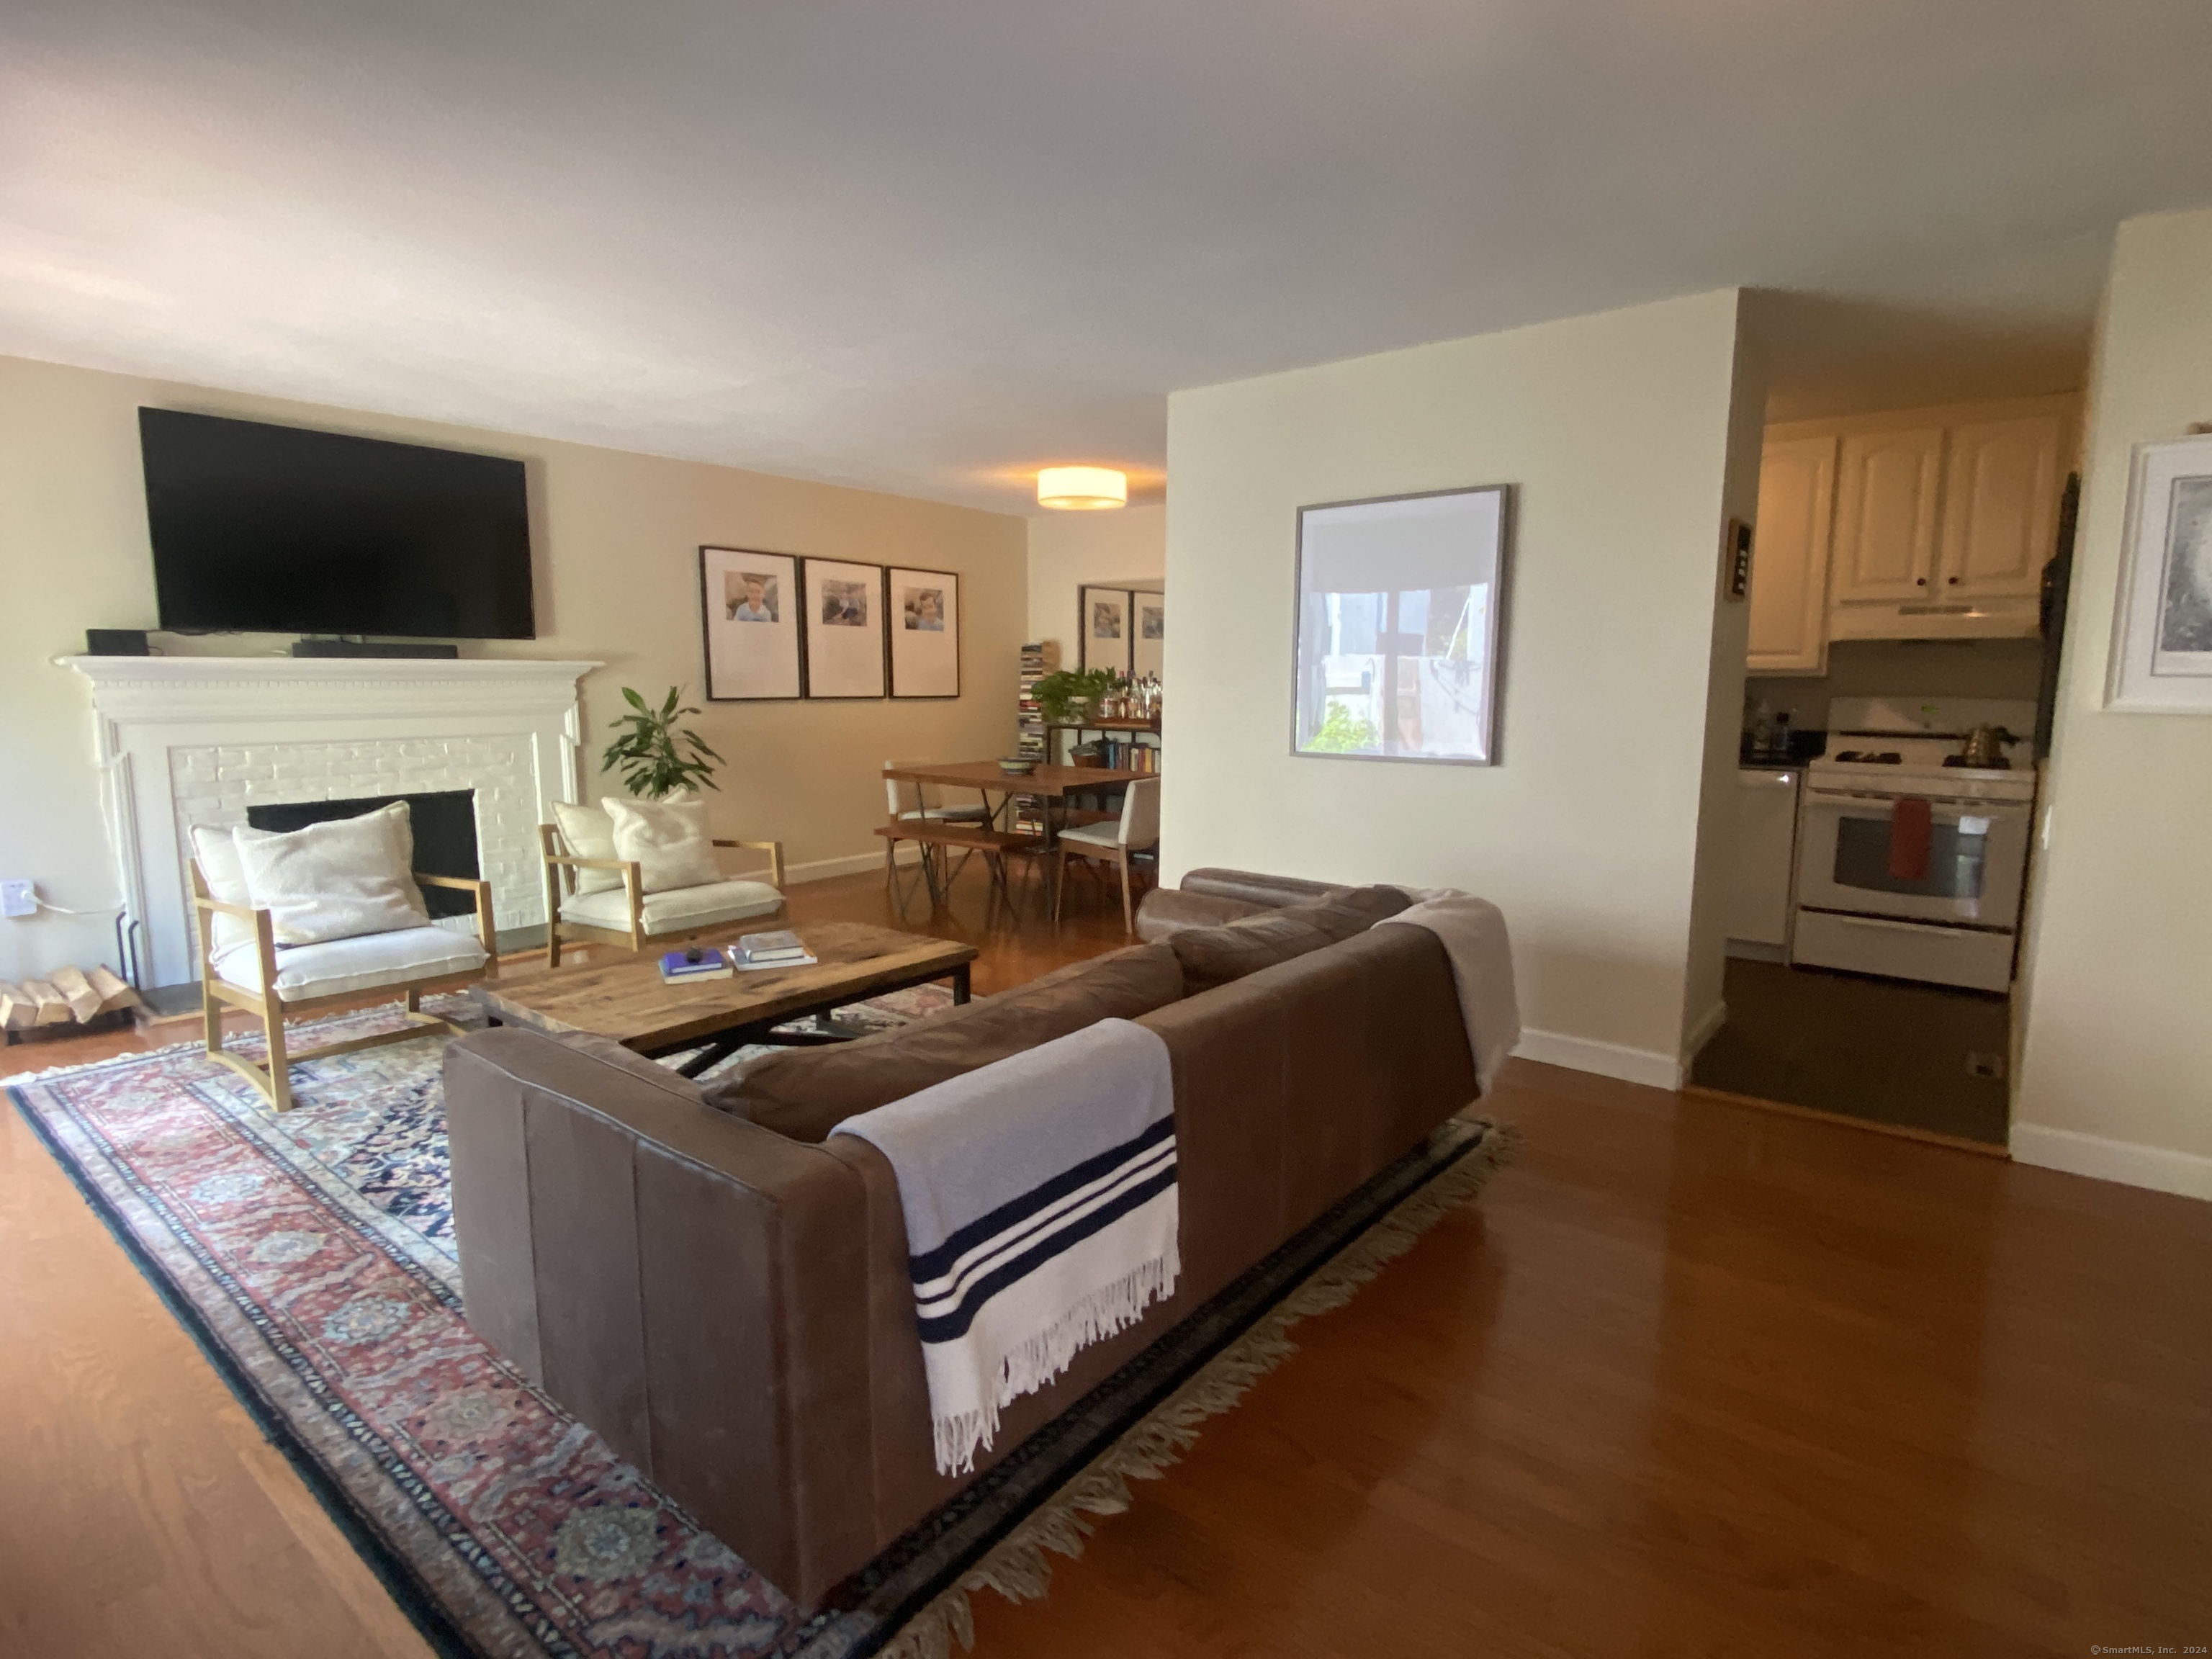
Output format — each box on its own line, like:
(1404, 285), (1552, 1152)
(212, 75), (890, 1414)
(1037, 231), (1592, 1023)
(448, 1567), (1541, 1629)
(1053, 777), (1161, 935)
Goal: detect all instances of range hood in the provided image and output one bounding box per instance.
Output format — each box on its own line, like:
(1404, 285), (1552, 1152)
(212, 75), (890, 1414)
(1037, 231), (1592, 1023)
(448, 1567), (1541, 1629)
(1828, 595), (2039, 641)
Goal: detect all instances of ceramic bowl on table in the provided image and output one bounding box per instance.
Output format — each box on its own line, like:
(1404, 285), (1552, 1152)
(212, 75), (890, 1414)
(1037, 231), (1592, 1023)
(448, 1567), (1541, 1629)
(997, 757), (1038, 775)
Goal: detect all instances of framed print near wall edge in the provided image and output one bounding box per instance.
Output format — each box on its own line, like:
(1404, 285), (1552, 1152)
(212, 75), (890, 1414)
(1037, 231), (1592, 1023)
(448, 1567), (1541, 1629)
(1079, 585), (1133, 677)
(889, 567), (961, 698)
(1289, 483), (1513, 766)
(801, 557), (889, 699)
(2108, 433), (2212, 712)
(699, 546), (803, 701)
(1130, 590), (1165, 680)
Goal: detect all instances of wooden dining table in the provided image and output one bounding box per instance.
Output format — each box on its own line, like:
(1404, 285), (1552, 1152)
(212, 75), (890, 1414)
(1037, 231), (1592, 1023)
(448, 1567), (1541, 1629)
(881, 760), (1155, 909)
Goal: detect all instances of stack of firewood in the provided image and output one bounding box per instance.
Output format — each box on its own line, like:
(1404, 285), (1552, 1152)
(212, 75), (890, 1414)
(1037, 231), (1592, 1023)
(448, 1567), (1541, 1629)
(1, 966), (144, 1039)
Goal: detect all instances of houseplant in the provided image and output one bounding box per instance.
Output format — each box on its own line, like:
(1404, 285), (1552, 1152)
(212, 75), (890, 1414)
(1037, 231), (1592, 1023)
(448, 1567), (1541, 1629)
(601, 685), (724, 798)
(1031, 666), (1122, 725)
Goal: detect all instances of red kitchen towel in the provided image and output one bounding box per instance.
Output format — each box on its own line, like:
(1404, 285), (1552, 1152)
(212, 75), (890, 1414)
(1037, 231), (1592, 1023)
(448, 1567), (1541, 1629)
(1889, 797), (1933, 881)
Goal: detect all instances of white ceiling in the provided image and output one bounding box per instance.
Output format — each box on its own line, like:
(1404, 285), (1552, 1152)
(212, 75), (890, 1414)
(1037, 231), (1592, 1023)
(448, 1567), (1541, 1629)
(4, 1), (2209, 514)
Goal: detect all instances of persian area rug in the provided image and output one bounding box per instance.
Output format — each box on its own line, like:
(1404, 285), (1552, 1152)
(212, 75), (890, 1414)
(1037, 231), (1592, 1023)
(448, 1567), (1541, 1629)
(7, 995), (1511, 1659)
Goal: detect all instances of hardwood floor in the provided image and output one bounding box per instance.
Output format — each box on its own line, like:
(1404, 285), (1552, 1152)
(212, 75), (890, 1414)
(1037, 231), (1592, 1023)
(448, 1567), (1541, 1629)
(4, 866), (2206, 1657)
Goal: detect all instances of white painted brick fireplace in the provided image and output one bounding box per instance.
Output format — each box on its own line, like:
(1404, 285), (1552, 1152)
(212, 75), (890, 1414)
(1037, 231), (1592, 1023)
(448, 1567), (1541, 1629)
(64, 656), (599, 989)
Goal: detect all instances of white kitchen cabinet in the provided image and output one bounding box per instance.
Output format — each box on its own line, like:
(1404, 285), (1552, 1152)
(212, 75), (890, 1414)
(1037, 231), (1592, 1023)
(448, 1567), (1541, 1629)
(1725, 767), (1801, 954)
(1830, 425), (1946, 603)
(1747, 435), (1838, 675)
(1938, 410), (2064, 600)
(1755, 395), (2074, 649)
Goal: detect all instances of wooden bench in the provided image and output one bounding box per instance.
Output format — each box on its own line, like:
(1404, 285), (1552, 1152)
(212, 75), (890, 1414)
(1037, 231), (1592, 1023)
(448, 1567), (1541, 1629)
(874, 821), (1044, 912)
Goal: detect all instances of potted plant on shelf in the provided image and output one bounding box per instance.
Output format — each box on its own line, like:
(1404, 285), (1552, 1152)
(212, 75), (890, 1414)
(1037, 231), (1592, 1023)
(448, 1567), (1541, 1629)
(1031, 667), (1123, 725)
(601, 685), (724, 798)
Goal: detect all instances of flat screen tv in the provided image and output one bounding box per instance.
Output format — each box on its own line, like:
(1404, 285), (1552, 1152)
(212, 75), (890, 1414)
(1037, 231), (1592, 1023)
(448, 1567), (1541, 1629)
(140, 408), (535, 638)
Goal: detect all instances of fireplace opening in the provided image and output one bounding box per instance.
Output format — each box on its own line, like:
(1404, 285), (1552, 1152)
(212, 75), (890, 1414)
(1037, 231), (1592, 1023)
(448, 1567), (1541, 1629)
(245, 791), (481, 920)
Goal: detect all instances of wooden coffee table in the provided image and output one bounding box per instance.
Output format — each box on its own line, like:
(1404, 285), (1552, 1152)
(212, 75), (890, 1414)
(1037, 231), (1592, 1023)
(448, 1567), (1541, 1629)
(472, 920), (977, 1078)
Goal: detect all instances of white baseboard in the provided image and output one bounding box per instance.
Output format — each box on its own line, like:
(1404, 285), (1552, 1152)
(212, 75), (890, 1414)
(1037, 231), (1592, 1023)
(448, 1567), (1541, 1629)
(781, 846), (922, 885)
(1683, 999), (1728, 1061)
(2010, 1123), (2212, 1202)
(1512, 1026), (1684, 1091)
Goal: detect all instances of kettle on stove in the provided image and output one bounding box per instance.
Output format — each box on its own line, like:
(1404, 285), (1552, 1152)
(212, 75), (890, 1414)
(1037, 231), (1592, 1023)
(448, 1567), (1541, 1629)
(1958, 724), (2018, 768)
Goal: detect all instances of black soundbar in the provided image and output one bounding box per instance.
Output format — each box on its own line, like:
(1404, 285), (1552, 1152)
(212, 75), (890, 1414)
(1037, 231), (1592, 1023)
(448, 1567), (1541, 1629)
(291, 640), (461, 659)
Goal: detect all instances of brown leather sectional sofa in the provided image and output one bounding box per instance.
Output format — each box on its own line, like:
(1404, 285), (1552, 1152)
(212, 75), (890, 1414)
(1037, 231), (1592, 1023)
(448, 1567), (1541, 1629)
(444, 869), (1481, 1604)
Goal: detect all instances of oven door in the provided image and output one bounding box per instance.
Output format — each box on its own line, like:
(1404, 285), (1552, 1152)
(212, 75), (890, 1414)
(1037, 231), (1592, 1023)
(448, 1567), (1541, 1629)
(1797, 788), (2031, 929)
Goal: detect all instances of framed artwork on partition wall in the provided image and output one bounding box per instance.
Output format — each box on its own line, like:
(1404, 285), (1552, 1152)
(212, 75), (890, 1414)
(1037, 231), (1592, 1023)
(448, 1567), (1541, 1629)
(2109, 433), (2212, 711)
(889, 567), (961, 698)
(699, 546), (802, 701)
(1291, 483), (1512, 765)
(1130, 590), (1164, 680)
(801, 558), (888, 698)
(1079, 585), (1132, 676)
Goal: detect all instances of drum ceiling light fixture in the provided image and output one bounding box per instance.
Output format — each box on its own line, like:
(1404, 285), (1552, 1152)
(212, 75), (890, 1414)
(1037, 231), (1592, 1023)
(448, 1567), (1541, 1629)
(1036, 466), (1128, 510)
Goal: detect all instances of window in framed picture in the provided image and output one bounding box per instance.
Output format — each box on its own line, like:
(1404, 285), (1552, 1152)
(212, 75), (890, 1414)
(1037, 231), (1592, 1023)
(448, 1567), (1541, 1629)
(2110, 433), (2212, 711)
(1292, 485), (1511, 765)
(801, 558), (888, 698)
(1079, 585), (1132, 676)
(700, 547), (802, 701)
(1130, 590), (1164, 680)
(889, 567), (961, 698)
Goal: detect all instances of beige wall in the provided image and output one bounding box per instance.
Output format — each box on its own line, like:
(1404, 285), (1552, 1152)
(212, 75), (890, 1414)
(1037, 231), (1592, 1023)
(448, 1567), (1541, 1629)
(1162, 289), (1758, 1084)
(0, 354), (1027, 986)
(2013, 208), (2212, 1199)
(1025, 504), (1164, 658)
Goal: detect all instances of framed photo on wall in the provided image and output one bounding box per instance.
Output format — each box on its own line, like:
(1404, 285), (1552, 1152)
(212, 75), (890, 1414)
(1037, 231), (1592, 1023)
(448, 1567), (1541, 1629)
(1079, 585), (1132, 676)
(2110, 433), (2212, 711)
(1130, 590), (1165, 680)
(699, 547), (802, 701)
(889, 567), (961, 698)
(1290, 484), (1512, 765)
(801, 558), (888, 698)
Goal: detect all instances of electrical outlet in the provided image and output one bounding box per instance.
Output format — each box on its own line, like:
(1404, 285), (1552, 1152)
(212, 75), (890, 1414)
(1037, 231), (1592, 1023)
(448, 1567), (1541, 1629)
(1, 880), (36, 918)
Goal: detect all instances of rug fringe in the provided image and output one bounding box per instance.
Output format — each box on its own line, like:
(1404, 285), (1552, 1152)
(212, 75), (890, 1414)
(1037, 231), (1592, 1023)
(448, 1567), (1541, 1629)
(874, 1115), (1519, 1659)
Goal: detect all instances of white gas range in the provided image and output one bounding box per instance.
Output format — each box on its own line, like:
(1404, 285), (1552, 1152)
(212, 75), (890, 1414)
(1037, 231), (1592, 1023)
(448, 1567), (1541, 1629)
(1791, 697), (2040, 993)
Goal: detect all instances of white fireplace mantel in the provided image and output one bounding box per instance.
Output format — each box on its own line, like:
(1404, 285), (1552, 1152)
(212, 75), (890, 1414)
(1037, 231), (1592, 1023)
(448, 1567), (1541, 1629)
(62, 655), (601, 989)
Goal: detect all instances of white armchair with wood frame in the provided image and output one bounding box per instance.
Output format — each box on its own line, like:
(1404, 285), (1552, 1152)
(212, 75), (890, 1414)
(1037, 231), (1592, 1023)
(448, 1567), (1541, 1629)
(539, 798), (786, 967)
(188, 814), (496, 1114)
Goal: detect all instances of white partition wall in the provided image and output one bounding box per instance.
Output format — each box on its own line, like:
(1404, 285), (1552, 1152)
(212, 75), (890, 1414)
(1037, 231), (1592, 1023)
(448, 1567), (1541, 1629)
(1162, 289), (1763, 1087)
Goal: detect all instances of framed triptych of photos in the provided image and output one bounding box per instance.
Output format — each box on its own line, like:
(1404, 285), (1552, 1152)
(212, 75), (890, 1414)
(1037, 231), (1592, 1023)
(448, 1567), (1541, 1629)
(1079, 585), (1132, 676)
(889, 567), (961, 698)
(801, 558), (888, 699)
(699, 546), (802, 701)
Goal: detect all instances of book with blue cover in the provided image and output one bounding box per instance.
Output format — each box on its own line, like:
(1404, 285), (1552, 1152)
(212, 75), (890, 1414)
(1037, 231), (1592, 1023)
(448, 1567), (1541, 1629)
(659, 946), (733, 981)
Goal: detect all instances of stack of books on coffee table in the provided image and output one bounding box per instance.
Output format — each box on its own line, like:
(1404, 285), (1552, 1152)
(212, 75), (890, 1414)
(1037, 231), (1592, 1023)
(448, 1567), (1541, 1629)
(734, 930), (817, 971)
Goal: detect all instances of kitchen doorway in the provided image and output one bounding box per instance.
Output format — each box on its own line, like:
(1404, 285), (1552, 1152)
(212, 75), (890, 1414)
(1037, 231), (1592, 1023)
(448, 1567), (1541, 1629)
(1696, 696), (2039, 1149)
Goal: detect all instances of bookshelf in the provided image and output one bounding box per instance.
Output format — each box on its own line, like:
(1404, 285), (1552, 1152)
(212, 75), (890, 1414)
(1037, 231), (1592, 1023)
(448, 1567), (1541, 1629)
(1014, 642), (1058, 835)
(1017, 640), (1059, 758)
(1043, 717), (1161, 771)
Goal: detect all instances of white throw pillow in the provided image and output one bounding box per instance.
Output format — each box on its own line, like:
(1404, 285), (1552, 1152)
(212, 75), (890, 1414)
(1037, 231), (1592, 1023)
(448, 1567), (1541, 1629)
(189, 823), (256, 962)
(231, 801), (429, 946)
(551, 800), (622, 896)
(601, 795), (720, 894)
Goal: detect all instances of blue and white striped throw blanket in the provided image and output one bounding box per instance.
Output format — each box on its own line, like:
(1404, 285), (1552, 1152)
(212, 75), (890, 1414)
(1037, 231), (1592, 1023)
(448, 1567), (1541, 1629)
(833, 1017), (1179, 1475)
